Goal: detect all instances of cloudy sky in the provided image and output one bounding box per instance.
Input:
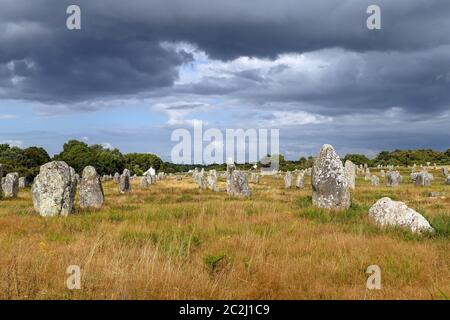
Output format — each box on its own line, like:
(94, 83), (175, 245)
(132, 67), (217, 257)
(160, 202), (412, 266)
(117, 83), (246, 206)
(0, 0), (449, 161)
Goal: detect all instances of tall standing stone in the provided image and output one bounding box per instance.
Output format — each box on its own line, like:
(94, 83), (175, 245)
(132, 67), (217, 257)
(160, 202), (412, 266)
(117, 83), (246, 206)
(2, 172), (19, 198)
(296, 172), (305, 188)
(207, 174), (218, 191)
(119, 169), (131, 194)
(19, 177), (29, 188)
(32, 161), (77, 216)
(344, 160), (356, 190)
(114, 172), (120, 183)
(140, 176), (150, 189)
(79, 166), (104, 209)
(311, 144), (350, 210)
(284, 171), (292, 189)
(226, 161), (250, 197)
(442, 167), (448, 177)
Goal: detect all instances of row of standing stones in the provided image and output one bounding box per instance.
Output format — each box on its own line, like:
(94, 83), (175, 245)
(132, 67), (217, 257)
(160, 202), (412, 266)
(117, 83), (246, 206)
(1, 144), (448, 234)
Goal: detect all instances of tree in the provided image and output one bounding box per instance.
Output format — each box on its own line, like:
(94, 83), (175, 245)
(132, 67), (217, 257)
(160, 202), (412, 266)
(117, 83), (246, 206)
(53, 140), (94, 173)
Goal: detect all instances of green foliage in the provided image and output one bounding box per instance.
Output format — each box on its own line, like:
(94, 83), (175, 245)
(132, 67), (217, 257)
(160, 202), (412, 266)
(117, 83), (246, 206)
(343, 154), (371, 165)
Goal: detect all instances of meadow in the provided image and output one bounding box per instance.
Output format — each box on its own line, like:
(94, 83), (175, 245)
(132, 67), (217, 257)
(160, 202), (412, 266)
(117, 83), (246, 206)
(0, 167), (448, 300)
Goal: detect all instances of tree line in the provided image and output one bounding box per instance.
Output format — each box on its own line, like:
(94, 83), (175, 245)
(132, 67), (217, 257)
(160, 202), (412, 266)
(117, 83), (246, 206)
(0, 140), (449, 180)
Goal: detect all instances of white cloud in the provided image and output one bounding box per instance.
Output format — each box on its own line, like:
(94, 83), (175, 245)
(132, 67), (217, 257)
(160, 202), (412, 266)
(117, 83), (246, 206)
(0, 114), (17, 120)
(1, 140), (23, 147)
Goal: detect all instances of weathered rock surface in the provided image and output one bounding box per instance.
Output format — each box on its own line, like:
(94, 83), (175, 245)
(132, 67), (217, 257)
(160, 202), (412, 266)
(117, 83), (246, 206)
(344, 160), (356, 190)
(296, 172), (305, 188)
(414, 171), (432, 187)
(284, 171), (292, 189)
(32, 161), (77, 216)
(311, 144), (350, 210)
(386, 171), (402, 187)
(227, 167), (251, 198)
(79, 166), (104, 208)
(19, 177), (29, 188)
(119, 169), (131, 194)
(368, 197), (434, 234)
(114, 172), (120, 183)
(2, 172), (19, 198)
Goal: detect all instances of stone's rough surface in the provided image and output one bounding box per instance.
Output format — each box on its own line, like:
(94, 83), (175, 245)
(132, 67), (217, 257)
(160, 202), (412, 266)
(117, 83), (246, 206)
(119, 169), (131, 194)
(79, 166), (104, 209)
(284, 171), (292, 189)
(344, 160), (356, 190)
(32, 161), (77, 217)
(386, 171), (402, 187)
(368, 197), (434, 234)
(227, 170), (251, 197)
(140, 176), (151, 189)
(371, 175), (380, 186)
(414, 171), (432, 187)
(207, 174), (218, 191)
(197, 174), (206, 190)
(311, 144), (350, 210)
(19, 177), (29, 188)
(442, 167), (448, 177)
(446, 175), (450, 185)
(296, 172), (305, 188)
(2, 172), (19, 198)
(113, 172), (120, 183)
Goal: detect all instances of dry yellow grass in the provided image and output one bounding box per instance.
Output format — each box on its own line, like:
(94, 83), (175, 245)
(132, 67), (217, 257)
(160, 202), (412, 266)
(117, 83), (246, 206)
(0, 168), (449, 300)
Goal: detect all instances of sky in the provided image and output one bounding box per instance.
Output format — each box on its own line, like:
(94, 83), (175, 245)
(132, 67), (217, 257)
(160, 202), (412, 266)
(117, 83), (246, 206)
(0, 0), (449, 162)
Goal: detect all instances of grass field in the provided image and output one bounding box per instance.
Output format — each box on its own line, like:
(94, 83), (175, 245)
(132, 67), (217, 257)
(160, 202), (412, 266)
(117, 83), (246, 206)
(0, 168), (448, 300)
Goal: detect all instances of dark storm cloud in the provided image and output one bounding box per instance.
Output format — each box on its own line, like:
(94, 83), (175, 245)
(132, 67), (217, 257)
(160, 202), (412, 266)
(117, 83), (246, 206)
(1, 0), (450, 104)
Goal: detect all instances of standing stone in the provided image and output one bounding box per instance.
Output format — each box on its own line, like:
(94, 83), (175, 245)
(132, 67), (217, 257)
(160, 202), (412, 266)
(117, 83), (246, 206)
(344, 160), (356, 190)
(227, 171), (251, 197)
(311, 144), (350, 210)
(442, 167), (448, 177)
(2, 172), (19, 198)
(114, 172), (120, 183)
(119, 169), (131, 194)
(79, 166), (104, 209)
(380, 169), (385, 178)
(446, 175), (450, 185)
(18, 177), (29, 188)
(176, 175), (182, 181)
(368, 197), (434, 234)
(371, 175), (380, 186)
(284, 171), (292, 189)
(207, 174), (218, 191)
(197, 174), (207, 190)
(296, 172), (305, 188)
(414, 171), (432, 187)
(32, 161), (77, 216)
(140, 176), (150, 189)
(364, 168), (371, 181)
(386, 171), (402, 187)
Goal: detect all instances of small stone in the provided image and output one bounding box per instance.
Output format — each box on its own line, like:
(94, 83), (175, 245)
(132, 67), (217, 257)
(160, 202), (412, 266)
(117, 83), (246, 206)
(2, 172), (19, 198)
(369, 197), (434, 234)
